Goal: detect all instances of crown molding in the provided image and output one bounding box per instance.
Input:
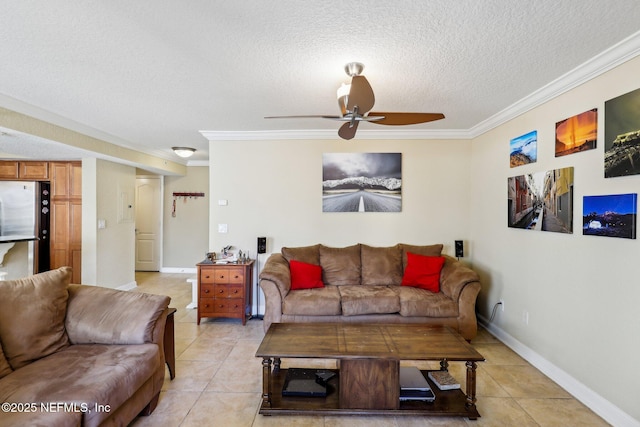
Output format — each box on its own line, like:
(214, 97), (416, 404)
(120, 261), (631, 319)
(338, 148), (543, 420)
(199, 128), (471, 141)
(202, 30), (640, 143)
(468, 29), (640, 138)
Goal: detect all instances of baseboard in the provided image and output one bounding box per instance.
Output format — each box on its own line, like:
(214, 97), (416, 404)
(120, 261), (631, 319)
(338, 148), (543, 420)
(478, 315), (639, 427)
(159, 267), (197, 274)
(117, 281), (137, 291)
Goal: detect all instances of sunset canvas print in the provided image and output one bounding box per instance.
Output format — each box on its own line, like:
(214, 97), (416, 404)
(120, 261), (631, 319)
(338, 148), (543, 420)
(555, 108), (597, 157)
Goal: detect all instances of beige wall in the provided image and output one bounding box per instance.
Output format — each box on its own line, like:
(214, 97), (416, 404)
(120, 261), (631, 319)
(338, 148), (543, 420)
(87, 159), (137, 288)
(470, 55), (640, 423)
(163, 166), (209, 269)
(208, 138), (472, 257)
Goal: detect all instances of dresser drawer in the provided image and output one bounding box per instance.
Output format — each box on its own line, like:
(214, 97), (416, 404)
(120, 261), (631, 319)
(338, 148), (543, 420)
(199, 269), (216, 284)
(200, 283), (216, 297)
(199, 298), (220, 314)
(200, 298), (243, 314)
(213, 268), (244, 284)
(215, 284), (244, 298)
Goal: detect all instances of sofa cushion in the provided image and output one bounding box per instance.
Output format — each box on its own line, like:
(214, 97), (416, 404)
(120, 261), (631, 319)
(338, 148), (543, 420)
(319, 244), (361, 286)
(66, 284), (170, 345)
(290, 260), (324, 290)
(398, 286), (458, 317)
(282, 286), (341, 316)
(401, 253), (445, 293)
(0, 343), (160, 427)
(0, 267), (71, 370)
(400, 244), (443, 269)
(0, 343), (12, 379)
(339, 285), (400, 316)
(361, 244), (402, 286)
(282, 244), (320, 265)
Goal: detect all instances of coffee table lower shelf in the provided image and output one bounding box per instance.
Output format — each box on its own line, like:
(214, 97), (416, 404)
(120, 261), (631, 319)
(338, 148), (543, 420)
(259, 368), (480, 419)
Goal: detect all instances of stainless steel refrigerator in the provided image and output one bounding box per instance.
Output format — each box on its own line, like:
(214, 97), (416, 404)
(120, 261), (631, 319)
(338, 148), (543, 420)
(0, 181), (50, 273)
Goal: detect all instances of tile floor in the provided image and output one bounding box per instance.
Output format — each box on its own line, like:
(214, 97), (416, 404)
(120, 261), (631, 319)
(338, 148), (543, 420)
(130, 272), (610, 427)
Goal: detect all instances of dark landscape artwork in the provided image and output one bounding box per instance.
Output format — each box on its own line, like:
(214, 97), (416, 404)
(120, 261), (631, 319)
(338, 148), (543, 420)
(510, 130), (537, 168)
(555, 108), (597, 157)
(322, 153), (401, 212)
(507, 167), (574, 233)
(583, 193), (637, 239)
(604, 87), (640, 178)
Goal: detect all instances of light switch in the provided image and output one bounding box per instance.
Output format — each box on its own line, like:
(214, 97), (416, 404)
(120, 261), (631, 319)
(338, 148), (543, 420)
(97, 219), (106, 229)
(218, 199), (228, 206)
(218, 224), (228, 233)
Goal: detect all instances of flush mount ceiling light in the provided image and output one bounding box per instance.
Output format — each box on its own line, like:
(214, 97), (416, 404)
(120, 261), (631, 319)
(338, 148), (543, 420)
(172, 147), (196, 158)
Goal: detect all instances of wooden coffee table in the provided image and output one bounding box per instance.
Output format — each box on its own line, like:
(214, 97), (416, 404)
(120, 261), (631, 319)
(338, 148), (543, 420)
(255, 323), (485, 419)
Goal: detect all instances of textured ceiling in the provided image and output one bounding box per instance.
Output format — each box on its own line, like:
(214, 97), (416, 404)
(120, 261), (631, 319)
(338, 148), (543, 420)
(1, 1), (640, 164)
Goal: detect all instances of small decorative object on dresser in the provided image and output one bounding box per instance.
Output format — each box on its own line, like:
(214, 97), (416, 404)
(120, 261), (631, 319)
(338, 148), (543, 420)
(197, 259), (254, 325)
(428, 370), (461, 390)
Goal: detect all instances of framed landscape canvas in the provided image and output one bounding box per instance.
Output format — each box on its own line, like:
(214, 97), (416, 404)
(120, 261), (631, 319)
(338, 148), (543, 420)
(322, 153), (401, 212)
(604, 87), (640, 178)
(510, 130), (537, 168)
(583, 193), (637, 239)
(507, 166), (574, 233)
(555, 108), (597, 157)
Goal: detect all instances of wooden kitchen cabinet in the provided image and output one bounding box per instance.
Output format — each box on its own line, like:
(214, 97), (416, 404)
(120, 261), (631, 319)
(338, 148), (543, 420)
(49, 161), (81, 199)
(197, 260), (254, 325)
(49, 161), (82, 283)
(0, 161), (49, 180)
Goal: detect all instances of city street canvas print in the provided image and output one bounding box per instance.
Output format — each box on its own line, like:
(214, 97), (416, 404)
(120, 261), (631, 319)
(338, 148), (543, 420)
(322, 153), (401, 212)
(508, 167), (574, 233)
(605, 87), (640, 178)
(555, 108), (597, 157)
(583, 193), (637, 239)
(510, 130), (537, 168)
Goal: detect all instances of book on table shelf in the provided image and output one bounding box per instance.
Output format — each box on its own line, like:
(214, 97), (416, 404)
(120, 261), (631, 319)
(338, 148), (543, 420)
(427, 370), (461, 390)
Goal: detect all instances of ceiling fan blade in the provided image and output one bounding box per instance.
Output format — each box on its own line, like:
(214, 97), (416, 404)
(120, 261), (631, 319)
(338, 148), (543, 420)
(367, 112), (445, 126)
(264, 115), (342, 119)
(338, 121), (359, 140)
(347, 76), (375, 113)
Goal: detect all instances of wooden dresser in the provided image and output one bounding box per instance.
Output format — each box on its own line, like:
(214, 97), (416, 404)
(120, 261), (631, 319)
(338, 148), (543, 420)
(197, 260), (254, 325)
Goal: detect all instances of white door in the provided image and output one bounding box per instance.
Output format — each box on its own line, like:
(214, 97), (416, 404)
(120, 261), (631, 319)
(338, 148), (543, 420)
(135, 177), (162, 271)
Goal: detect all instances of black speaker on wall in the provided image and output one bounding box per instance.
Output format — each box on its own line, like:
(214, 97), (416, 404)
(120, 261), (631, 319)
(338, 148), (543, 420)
(257, 237), (267, 254)
(455, 240), (464, 258)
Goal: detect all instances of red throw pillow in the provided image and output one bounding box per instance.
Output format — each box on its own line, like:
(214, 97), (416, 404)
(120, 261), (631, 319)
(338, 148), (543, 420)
(401, 252), (445, 293)
(290, 260), (325, 290)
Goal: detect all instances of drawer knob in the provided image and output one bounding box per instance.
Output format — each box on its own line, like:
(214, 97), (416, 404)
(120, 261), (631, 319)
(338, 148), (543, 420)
(218, 289), (224, 294)
(204, 289), (209, 293)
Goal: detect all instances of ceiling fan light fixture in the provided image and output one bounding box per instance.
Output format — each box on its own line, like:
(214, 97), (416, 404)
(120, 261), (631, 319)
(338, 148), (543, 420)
(172, 147), (196, 158)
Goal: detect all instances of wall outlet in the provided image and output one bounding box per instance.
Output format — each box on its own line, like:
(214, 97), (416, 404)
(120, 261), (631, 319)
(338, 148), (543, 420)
(499, 298), (505, 312)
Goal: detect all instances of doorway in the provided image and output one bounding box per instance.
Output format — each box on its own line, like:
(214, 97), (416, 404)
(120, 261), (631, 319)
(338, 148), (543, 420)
(135, 176), (162, 271)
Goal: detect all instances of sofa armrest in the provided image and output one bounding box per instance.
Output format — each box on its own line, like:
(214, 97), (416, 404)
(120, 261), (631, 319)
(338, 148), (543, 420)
(65, 284), (171, 345)
(440, 256), (481, 301)
(259, 279), (283, 332)
(457, 281), (481, 341)
(259, 253), (291, 299)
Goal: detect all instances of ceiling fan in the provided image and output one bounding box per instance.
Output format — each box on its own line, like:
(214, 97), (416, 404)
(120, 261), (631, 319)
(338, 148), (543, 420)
(265, 62), (445, 140)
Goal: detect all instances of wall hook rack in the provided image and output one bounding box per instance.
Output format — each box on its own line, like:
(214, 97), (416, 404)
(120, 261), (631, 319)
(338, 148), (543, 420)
(172, 192), (205, 217)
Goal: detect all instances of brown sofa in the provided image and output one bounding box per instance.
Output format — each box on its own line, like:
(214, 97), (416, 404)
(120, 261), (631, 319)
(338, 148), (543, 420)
(259, 244), (481, 341)
(0, 267), (171, 427)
